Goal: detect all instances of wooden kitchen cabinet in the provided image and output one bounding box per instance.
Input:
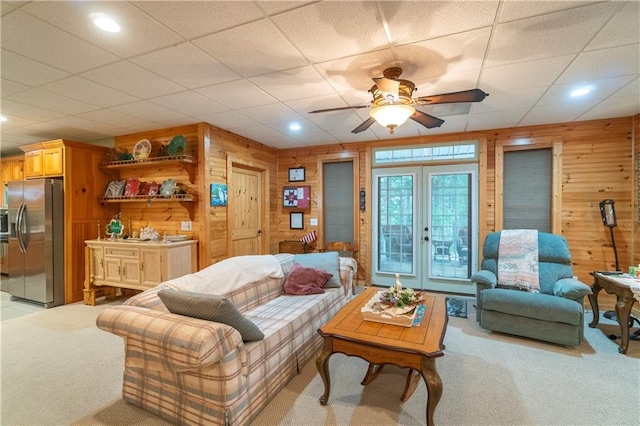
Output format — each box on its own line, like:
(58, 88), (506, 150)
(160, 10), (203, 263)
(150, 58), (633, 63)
(24, 146), (63, 178)
(83, 239), (197, 305)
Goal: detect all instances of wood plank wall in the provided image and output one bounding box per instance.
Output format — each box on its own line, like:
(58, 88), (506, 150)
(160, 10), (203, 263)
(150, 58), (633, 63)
(114, 123), (278, 269)
(274, 117), (637, 290)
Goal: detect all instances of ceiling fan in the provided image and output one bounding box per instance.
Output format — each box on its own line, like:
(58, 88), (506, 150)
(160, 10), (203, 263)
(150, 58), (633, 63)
(309, 67), (489, 134)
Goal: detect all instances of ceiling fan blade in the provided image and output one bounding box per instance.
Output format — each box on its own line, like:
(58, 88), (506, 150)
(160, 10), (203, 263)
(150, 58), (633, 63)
(373, 77), (400, 98)
(416, 88), (489, 105)
(410, 110), (445, 129)
(308, 105), (370, 114)
(351, 117), (376, 133)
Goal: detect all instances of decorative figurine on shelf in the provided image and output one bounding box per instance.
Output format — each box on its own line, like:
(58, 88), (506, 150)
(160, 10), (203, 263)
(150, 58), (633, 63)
(139, 226), (159, 241)
(106, 213), (124, 239)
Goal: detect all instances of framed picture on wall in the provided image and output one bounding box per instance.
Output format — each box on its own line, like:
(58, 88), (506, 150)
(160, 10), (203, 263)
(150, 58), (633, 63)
(290, 212), (304, 229)
(288, 167), (305, 182)
(283, 186), (310, 208)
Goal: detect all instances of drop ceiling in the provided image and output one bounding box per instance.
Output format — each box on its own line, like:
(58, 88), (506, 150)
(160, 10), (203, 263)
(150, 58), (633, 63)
(1, 1), (638, 155)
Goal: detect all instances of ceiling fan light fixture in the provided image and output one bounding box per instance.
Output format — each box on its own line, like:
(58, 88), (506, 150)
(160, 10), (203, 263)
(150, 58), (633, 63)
(370, 104), (415, 134)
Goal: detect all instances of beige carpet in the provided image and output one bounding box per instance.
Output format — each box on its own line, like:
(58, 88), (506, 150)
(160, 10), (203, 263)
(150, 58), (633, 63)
(1, 293), (638, 426)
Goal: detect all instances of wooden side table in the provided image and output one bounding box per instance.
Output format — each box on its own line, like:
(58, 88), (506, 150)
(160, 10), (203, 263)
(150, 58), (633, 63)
(588, 272), (639, 354)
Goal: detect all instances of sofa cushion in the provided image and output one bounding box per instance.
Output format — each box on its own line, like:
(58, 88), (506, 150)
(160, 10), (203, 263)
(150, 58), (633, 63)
(283, 263), (330, 295)
(158, 289), (265, 342)
(294, 252), (341, 288)
(481, 288), (583, 326)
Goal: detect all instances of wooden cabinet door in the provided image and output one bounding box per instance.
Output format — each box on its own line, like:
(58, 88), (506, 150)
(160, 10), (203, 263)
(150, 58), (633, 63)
(42, 147), (63, 176)
(24, 151), (43, 178)
(10, 160), (24, 180)
(121, 258), (141, 285)
(140, 249), (162, 286)
(104, 258), (123, 283)
(89, 246), (104, 281)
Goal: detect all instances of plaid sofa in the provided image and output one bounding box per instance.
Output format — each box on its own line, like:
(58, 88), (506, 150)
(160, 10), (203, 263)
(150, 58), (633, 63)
(96, 253), (356, 425)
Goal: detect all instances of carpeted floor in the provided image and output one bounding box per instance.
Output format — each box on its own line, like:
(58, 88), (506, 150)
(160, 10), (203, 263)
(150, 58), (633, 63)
(1, 293), (639, 426)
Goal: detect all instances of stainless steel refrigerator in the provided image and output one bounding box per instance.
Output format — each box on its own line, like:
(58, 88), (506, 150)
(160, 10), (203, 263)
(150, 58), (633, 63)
(7, 179), (64, 308)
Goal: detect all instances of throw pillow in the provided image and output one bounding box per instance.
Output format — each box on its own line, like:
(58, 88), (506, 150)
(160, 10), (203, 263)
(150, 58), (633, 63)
(283, 263), (331, 295)
(158, 289), (264, 342)
(294, 251), (341, 288)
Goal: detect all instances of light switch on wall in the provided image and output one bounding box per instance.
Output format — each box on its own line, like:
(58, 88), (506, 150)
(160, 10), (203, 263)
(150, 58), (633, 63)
(310, 218), (318, 226)
(181, 221), (192, 231)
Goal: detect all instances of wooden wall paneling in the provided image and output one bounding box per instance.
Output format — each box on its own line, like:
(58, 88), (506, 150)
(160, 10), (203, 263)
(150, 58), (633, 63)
(63, 141), (111, 303)
(275, 117), (635, 294)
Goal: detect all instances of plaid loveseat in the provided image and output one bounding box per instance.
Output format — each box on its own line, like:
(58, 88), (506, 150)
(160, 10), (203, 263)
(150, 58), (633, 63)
(96, 253), (356, 425)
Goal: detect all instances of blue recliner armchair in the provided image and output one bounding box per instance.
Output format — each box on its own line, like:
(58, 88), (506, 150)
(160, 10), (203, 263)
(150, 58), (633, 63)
(471, 231), (592, 346)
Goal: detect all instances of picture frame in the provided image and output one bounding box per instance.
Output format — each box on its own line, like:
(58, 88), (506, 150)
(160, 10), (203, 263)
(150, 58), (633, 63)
(288, 167), (305, 182)
(290, 212), (304, 229)
(283, 185), (311, 208)
(210, 183), (228, 206)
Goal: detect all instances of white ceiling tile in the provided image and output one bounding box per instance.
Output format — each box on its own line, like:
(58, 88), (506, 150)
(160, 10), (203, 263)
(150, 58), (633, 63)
(498, 1), (595, 22)
(238, 103), (304, 125)
(45, 115), (124, 136)
(7, 88), (101, 115)
(1, 10), (118, 73)
(520, 101), (600, 126)
(272, 2), (388, 63)
(556, 44), (640, 84)
(249, 66), (335, 102)
(382, 1), (498, 44)
(81, 61), (185, 99)
(150, 91), (228, 117)
(481, 55), (575, 92)
(587, 1), (640, 50)
(1, 50), (70, 87)
(467, 108), (530, 130)
(1, 99), (66, 121)
(1, 2), (27, 16)
(0, 112), (38, 129)
(40, 76), (139, 108)
(136, 1), (264, 40)
(472, 87), (546, 113)
(579, 95), (640, 121)
(200, 110), (262, 130)
(1, 78), (30, 97)
(131, 42), (241, 89)
(394, 28), (491, 81)
(196, 80), (278, 110)
(192, 19), (307, 78)
(22, 1), (183, 58)
(487, 2), (619, 67)
(539, 75), (636, 106)
(78, 108), (157, 129)
(610, 77), (639, 99)
(111, 101), (190, 123)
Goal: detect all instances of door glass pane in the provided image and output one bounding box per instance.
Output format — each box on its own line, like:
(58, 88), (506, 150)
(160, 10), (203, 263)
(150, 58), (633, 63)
(377, 174), (413, 274)
(429, 173), (471, 279)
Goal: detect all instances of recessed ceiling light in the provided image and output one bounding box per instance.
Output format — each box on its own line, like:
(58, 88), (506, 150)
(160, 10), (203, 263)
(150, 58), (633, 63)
(570, 86), (593, 97)
(289, 123), (301, 131)
(93, 14), (120, 33)
(0, 116), (7, 122)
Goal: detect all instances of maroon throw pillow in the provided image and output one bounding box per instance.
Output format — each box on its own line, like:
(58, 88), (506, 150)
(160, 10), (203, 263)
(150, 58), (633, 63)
(284, 263), (332, 295)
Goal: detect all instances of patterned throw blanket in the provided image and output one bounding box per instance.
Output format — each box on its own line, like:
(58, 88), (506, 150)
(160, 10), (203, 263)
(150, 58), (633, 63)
(497, 229), (540, 293)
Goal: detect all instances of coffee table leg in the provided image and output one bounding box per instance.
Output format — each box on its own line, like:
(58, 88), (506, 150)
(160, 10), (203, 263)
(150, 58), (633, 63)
(361, 363), (384, 386)
(588, 281), (602, 328)
(316, 337), (333, 405)
(615, 295), (634, 354)
(420, 357), (442, 426)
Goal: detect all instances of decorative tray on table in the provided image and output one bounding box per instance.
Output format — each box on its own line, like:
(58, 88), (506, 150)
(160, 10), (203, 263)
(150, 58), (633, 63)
(361, 275), (426, 327)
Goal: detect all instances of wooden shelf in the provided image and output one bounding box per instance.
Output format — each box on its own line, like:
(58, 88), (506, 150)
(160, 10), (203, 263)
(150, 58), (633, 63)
(100, 155), (196, 183)
(99, 194), (196, 219)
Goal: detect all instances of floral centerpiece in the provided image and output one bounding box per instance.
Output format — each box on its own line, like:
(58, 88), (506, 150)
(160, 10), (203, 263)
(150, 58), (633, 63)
(361, 274), (426, 327)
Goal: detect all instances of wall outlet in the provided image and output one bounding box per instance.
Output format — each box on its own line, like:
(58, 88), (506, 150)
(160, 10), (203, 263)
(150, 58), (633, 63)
(310, 218), (318, 226)
(181, 221), (192, 231)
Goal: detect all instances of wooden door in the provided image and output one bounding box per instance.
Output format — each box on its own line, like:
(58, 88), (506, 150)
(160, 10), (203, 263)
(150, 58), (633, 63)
(140, 249), (162, 286)
(230, 165), (263, 256)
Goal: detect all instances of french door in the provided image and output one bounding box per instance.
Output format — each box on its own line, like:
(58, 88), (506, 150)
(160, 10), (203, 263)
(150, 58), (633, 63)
(372, 164), (478, 294)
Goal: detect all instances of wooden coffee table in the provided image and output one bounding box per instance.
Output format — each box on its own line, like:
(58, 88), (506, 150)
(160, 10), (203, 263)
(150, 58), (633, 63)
(316, 287), (448, 426)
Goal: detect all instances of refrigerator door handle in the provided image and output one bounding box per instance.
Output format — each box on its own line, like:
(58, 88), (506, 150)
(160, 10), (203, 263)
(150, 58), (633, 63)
(16, 202), (27, 253)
